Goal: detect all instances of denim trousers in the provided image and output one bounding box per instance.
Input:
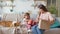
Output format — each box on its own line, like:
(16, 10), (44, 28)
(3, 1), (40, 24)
(31, 25), (45, 34)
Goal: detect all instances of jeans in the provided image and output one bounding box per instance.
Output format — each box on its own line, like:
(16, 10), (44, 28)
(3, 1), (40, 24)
(32, 25), (45, 34)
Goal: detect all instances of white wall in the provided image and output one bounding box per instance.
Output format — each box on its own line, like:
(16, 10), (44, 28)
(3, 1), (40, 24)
(1, 0), (46, 14)
(13, 0), (34, 14)
(0, 7), (2, 14)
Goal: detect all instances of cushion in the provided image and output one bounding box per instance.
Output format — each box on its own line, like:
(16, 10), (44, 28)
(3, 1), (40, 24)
(50, 19), (60, 28)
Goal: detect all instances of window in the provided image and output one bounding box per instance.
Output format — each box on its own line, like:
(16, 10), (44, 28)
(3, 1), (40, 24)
(52, 0), (56, 6)
(47, 0), (51, 6)
(47, 0), (56, 6)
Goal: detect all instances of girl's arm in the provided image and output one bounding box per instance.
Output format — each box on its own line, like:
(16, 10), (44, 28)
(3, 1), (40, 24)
(27, 20), (33, 29)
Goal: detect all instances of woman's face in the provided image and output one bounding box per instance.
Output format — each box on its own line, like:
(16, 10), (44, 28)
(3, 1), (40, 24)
(39, 9), (44, 13)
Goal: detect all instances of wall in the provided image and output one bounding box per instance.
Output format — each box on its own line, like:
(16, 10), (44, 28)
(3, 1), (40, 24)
(56, 0), (60, 17)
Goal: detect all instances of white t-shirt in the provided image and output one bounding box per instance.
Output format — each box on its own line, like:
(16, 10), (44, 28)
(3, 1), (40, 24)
(38, 12), (54, 28)
(21, 18), (27, 25)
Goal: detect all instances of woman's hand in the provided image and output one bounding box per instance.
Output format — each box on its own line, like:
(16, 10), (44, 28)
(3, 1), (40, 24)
(35, 15), (40, 23)
(41, 18), (55, 25)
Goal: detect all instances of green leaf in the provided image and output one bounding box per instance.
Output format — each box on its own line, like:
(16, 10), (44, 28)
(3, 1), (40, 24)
(48, 5), (57, 14)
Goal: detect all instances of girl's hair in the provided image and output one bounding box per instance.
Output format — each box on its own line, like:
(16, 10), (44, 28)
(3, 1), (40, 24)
(38, 4), (48, 12)
(24, 12), (30, 18)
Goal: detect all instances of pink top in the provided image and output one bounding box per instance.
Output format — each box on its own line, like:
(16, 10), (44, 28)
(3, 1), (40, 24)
(22, 18), (34, 29)
(40, 12), (54, 21)
(38, 12), (54, 28)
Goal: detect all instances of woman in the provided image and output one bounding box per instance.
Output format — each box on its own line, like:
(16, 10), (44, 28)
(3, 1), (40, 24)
(32, 4), (55, 34)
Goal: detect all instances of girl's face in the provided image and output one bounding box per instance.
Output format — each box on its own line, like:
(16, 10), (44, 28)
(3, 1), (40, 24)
(24, 15), (30, 19)
(39, 9), (45, 13)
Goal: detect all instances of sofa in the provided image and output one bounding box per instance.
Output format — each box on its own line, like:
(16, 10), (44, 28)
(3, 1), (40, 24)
(44, 28), (60, 34)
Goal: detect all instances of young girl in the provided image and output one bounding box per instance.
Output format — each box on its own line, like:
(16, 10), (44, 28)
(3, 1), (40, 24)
(21, 12), (35, 31)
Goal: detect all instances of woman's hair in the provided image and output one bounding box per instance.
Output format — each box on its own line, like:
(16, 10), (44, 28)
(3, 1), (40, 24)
(38, 4), (48, 12)
(24, 12), (30, 18)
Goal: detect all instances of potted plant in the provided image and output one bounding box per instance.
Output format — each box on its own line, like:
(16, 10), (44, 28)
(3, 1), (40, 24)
(48, 5), (58, 17)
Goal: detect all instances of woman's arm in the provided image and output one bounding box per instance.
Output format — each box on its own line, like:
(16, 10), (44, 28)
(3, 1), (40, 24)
(48, 13), (55, 25)
(35, 15), (40, 23)
(48, 17), (55, 25)
(35, 11), (41, 23)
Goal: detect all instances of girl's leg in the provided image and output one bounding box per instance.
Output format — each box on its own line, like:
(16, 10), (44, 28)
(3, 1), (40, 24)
(31, 25), (38, 34)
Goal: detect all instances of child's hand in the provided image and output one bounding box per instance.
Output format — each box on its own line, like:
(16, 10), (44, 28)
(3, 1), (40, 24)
(28, 20), (33, 24)
(27, 29), (31, 32)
